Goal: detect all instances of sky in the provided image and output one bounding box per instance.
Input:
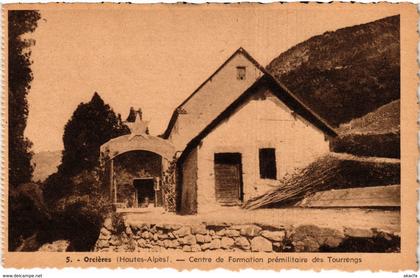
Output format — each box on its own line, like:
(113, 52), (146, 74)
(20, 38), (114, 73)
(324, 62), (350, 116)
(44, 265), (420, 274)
(22, 4), (400, 152)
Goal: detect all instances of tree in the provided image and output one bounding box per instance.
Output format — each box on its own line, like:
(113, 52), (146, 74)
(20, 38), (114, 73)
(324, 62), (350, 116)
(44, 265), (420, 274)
(44, 92), (129, 203)
(9, 182), (50, 251)
(8, 10), (41, 187)
(52, 169), (112, 251)
(42, 93), (128, 250)
(59, 92), (129, 175)
(44, 92), (130, 203)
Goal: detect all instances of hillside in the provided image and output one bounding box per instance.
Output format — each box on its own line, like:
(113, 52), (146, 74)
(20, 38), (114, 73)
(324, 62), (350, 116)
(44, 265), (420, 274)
(267, 15), (400, 127)
(330, 100), (400, 158)
(32, 150), (61, 182)
(339, 99), (400, 135)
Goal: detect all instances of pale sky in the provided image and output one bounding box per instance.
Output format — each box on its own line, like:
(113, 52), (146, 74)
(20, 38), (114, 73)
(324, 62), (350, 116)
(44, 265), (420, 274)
(23, 4), (399, 152)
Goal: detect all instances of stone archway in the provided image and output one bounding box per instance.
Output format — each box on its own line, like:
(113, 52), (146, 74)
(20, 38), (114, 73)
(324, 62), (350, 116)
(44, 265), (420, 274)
(100, 134), (176, 210)
(113, 150), (163, 208)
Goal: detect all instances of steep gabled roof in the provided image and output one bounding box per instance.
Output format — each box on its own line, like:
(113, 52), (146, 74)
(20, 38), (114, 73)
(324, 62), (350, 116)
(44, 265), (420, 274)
(178, 73), (337, 164)
(162, 47), (337, 162)
(162, 47), (266, 139)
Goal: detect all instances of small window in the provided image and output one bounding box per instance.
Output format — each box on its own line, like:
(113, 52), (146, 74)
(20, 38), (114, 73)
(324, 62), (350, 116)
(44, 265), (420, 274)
(237, 66), (246, 80)
(259, 148), (277, 179)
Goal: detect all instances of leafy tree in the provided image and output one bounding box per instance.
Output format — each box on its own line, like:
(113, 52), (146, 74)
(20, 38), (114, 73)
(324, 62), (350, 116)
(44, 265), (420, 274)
(8, 10), (41, 187)
(60, 92), (129, 175)
(41, 93), (129, 250)
(44, 92), (129, 203)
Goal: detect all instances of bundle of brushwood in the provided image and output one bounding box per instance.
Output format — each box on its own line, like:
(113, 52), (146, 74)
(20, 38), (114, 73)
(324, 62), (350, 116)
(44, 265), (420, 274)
(243, 153), (400, 210)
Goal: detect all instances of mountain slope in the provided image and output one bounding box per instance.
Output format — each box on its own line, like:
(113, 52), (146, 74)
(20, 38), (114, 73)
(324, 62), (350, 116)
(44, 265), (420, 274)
(331, 100), (400, 158)
(267, 15), (400, 127)
(31, 151), (61, 182)
(339, 99), (400, 135)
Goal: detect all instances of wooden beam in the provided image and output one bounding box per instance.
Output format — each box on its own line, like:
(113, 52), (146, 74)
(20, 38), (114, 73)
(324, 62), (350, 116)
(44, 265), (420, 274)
(296, 185), (400, 208)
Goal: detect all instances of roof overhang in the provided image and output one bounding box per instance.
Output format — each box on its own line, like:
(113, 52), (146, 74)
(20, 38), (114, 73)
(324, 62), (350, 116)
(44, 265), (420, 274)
(178, 74), (337, 164)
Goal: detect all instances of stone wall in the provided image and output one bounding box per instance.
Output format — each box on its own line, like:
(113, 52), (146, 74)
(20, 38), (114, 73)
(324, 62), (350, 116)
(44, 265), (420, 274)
(94, 219), (400, 252)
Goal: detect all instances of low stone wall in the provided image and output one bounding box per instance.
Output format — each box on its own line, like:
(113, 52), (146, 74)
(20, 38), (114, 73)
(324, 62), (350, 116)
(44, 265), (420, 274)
(94, 219), (400, 252)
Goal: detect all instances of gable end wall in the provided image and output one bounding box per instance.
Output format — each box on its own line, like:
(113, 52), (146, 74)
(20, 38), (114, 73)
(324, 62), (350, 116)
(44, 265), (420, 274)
(168, 53), (264, 151)
(195, 86), (330, 212)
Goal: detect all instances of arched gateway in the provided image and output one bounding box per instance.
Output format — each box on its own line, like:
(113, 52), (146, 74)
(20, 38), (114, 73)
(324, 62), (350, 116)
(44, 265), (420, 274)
(100, 110), (176, 211)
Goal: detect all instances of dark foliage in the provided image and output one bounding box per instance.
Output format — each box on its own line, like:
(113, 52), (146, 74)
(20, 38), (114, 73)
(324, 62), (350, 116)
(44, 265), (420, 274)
(333, 100), (400, 158)
(320, 234), (400, 252)
(25, 170), (112, 252)
(49, 170), (112, 251)
(43, 172), (72, 206)
(44, 93), (129, 204)
(9, 183), (50, 251)
(339, 100), (400, 135)
(8, 10), (42, 251)
(267, 15), (400, 127)
(331, 132), (400, 158)
(8, 10), (41, 187)
(60, 92), (129, 175)
(39, 94), (129, 251)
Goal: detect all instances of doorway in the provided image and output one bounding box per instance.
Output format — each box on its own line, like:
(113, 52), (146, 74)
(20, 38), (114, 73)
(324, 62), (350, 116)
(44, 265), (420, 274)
(133, 178), (155, 208)
(214, 153), (243, 205)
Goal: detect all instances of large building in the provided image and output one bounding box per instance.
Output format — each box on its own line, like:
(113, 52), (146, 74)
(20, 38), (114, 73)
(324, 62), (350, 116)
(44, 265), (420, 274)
(100, 48), (336, 214)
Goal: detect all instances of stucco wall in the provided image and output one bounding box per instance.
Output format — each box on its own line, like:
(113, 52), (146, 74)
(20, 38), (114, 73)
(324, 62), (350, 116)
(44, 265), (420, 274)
(196, 87), (330, 212)
(168, 52), (263, 152)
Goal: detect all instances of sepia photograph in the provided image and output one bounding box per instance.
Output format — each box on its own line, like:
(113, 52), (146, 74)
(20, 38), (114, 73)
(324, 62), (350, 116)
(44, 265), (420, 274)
(3, 3), (418, 270)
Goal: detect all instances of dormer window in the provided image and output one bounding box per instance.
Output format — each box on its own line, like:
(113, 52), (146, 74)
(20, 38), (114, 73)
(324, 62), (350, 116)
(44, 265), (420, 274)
(237, 66), (246, 80)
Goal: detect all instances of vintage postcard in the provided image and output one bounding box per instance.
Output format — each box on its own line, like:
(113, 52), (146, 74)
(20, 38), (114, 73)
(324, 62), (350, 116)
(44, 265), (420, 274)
(2, 3), (418, 271)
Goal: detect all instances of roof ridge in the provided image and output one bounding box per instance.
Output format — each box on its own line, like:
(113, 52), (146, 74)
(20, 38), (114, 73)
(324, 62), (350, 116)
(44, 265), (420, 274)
(162, 47), (336, 140)
(264, 73), (337, 135)
(162, 47), (264, 139)
(178, 47), (261, 109)
(178, 75), (337, 165)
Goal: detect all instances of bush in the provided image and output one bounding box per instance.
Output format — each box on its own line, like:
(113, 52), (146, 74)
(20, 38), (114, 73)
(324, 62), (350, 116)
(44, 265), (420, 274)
(9, 183), (50, 251)
(45, 170), (112, 251)
(111, 212), (126, 234)
(54, 194), (111, 251)
(331, 132), (400, 158)
(43, 172), (73, 206)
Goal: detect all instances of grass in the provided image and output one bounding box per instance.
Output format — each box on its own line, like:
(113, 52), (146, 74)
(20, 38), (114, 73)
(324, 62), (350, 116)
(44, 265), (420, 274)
(331, 132), (400, 158)
(339, 100), (399, 135)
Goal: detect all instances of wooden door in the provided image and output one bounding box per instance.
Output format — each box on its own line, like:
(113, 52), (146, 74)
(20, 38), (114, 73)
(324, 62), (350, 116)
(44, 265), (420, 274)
(214, 153), (243, 205)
